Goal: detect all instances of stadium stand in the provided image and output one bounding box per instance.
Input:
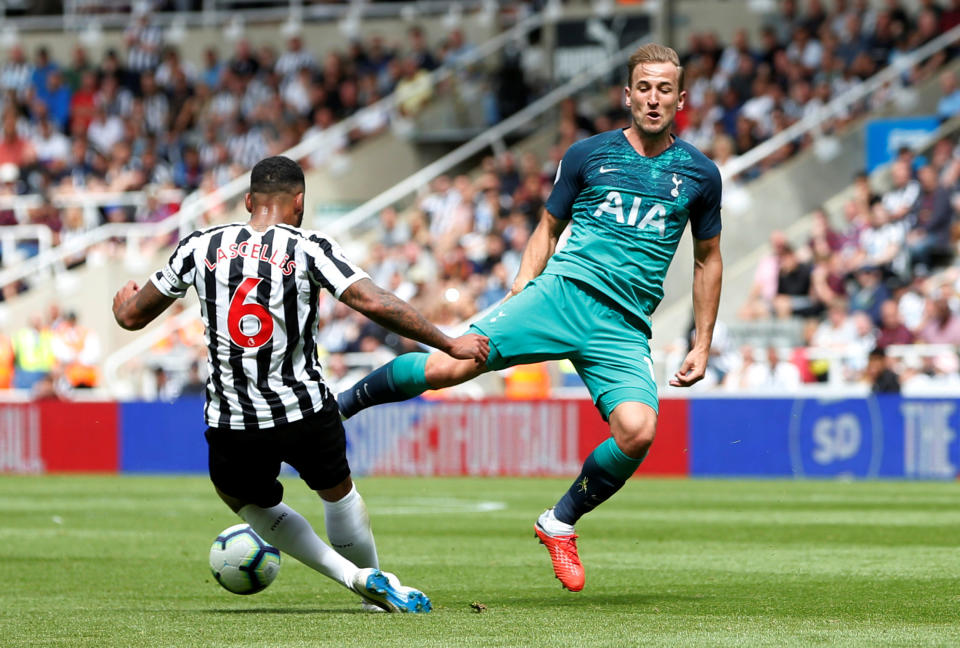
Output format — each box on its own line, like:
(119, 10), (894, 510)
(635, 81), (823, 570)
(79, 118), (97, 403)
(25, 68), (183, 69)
(726, 120), (960, 395)
(1, 0), (959, 400)
(0, 18), (477, 268)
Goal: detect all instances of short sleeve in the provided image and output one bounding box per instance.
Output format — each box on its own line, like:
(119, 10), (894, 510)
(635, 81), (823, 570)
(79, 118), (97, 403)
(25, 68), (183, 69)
(150, 235), (197, 298)
(304, 233), (370, 298)
(690, 163), (722, 240)
(544, 141), (590, 220)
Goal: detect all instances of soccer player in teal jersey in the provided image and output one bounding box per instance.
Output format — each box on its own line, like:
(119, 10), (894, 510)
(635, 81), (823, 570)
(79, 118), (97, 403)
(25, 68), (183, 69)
(338, 43), (723, 591)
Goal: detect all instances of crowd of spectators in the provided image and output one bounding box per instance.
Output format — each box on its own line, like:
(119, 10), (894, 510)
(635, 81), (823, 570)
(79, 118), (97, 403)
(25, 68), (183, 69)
(0, 14), (485, 297)
(731, 130), (960, 394)
(0, 297), (210, 400)
(4, 0), (960, 398)
(676, 0), (959, 181)
(306, 0), (960, 398)
(0, 305), (103, 398)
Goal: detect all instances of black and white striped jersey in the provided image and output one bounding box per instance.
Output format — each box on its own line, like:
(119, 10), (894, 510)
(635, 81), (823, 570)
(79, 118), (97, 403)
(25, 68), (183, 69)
(151, 222), (368, 430)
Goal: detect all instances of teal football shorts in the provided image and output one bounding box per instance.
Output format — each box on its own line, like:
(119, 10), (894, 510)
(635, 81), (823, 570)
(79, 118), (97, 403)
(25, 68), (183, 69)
(470, 273), (658, 419)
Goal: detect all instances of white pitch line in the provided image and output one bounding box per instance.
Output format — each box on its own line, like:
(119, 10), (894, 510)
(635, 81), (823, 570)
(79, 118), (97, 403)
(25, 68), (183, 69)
(370, 498), (507, 515)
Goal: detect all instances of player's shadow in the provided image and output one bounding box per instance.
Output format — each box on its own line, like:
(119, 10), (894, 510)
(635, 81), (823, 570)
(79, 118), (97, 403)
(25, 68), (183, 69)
(205, 607), (367, 615)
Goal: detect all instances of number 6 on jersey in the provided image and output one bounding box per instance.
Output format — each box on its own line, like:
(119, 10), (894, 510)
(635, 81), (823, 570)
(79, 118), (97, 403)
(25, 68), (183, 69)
(228, 277), (274, 348)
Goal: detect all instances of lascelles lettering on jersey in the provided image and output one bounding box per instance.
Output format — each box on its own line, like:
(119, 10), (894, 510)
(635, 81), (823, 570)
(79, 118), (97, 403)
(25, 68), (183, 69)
(150, 223), (368, 430)
(203, 240), (296, 275)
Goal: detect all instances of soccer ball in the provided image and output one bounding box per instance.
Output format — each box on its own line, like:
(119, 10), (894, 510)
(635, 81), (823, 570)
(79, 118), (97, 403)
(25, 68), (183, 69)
(209, 524), (281, 595)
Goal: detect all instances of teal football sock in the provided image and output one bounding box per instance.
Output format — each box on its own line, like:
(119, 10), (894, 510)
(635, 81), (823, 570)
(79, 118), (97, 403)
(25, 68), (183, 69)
(552, 438), (644, 526)
(389, 352), (431, 396)
(592, 436), (647, 481)
(337, 353), (430, 418)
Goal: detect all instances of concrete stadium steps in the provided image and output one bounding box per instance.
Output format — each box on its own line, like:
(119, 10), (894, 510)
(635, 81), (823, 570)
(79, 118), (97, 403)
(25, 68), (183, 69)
(302, 128), (428, 228)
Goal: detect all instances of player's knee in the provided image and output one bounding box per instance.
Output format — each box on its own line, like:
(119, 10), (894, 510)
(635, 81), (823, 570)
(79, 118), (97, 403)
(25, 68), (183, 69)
(612, 409), (657, 458)
(423, 353), (455, 387)
(622, 423), (656, 457)
(424, 353), (483, 388)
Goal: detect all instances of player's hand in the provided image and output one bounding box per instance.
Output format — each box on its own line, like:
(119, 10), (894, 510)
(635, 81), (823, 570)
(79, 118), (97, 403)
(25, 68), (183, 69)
(112, 280), (140, 320)
(669, 348), (709, 387)
(446, 333), (490, 365)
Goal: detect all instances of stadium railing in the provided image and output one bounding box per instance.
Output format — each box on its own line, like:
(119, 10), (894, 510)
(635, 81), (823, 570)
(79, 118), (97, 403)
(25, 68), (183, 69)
(0, 188), (184, 226)
(0, 225), (52, 270)
(316, 23), (960, 395)
(651, 342), (960, 399)
(805, 343), (958, 389)
(35, 12), (960, 397)
(324, 36), (652, 240)
(321, 22), (960, 340)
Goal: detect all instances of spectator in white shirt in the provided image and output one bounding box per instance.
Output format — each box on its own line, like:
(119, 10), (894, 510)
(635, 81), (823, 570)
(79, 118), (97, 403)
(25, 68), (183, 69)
(881, 159), (921, 220)
(31, 119), (70, 167)
(281, 67), (313, 117)
(766, 346), (803, 390)
(275, 36), (316, 80)
(786, 25), (824, 74)
(740, 78), (776, 138)
(303, 107), (348, 169)
(155, 48), (197, 90)
(856, 201), (908, 274)
(722, 345), (772, 391)
(0, 45), (33, 100)
(812, 299), (860, 348)
(86, 104), (125, 155)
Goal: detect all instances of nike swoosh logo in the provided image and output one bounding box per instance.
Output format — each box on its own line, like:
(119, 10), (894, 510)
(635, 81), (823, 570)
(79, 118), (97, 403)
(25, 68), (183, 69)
(599, 166), (620, 173)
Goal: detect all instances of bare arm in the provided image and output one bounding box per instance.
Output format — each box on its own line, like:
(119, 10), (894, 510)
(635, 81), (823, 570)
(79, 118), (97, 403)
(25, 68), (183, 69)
(509, 209), (569, 296)
(670, 233), (723, 387)
(112, 280), (177, 330)
(339, 278), (489, 363)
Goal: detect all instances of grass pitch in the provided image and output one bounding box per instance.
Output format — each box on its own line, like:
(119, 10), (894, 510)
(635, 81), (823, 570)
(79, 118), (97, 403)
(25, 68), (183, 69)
(2, 475), (959, 648)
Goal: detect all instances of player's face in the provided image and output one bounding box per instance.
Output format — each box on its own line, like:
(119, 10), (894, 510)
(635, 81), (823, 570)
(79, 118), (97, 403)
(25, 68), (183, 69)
(625, 61), (685, 137)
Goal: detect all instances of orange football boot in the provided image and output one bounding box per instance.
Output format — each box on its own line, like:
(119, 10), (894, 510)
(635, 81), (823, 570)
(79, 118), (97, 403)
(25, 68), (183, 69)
(534, 523), (585, 591)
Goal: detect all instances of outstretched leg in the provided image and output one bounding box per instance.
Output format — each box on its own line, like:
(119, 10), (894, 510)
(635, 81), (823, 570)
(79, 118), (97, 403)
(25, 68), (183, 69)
(218, 483), (430, 613)
(535, 402), (656, 591)
(216, 485), (359, 589)
(337, 350), (489, 418)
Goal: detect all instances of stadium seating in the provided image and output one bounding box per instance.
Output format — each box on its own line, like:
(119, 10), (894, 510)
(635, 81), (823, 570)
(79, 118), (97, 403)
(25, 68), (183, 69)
(1, 0), (958, 399)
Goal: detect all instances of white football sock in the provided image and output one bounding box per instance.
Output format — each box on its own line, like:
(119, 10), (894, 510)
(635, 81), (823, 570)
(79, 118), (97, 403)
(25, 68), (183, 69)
(239, 502), (357, 589)
(324, 484), (380, 569)
(538, 508), (575, 536)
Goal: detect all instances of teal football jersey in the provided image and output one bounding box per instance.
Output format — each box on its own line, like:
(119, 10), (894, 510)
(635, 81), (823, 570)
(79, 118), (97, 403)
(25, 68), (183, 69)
(543, 129), (722, 336)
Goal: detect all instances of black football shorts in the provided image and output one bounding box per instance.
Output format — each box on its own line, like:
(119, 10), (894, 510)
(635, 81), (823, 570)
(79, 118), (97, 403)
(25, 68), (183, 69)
(204, 395), (350, 508)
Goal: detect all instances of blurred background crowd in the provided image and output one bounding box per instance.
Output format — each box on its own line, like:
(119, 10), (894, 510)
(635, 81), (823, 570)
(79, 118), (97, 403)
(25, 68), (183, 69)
(1, 0), (959, 400)
(0, 17), (497, 278)
(722, 133), (960, 395)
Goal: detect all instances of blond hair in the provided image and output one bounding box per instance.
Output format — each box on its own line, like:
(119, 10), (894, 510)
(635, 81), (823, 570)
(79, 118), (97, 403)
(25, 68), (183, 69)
(627, 43), (684, 90)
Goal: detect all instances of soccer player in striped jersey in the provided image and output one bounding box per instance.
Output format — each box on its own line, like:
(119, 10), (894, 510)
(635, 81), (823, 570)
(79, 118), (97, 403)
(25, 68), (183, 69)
(336, 44), (724, 592)
(113, 156), (489, 612)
